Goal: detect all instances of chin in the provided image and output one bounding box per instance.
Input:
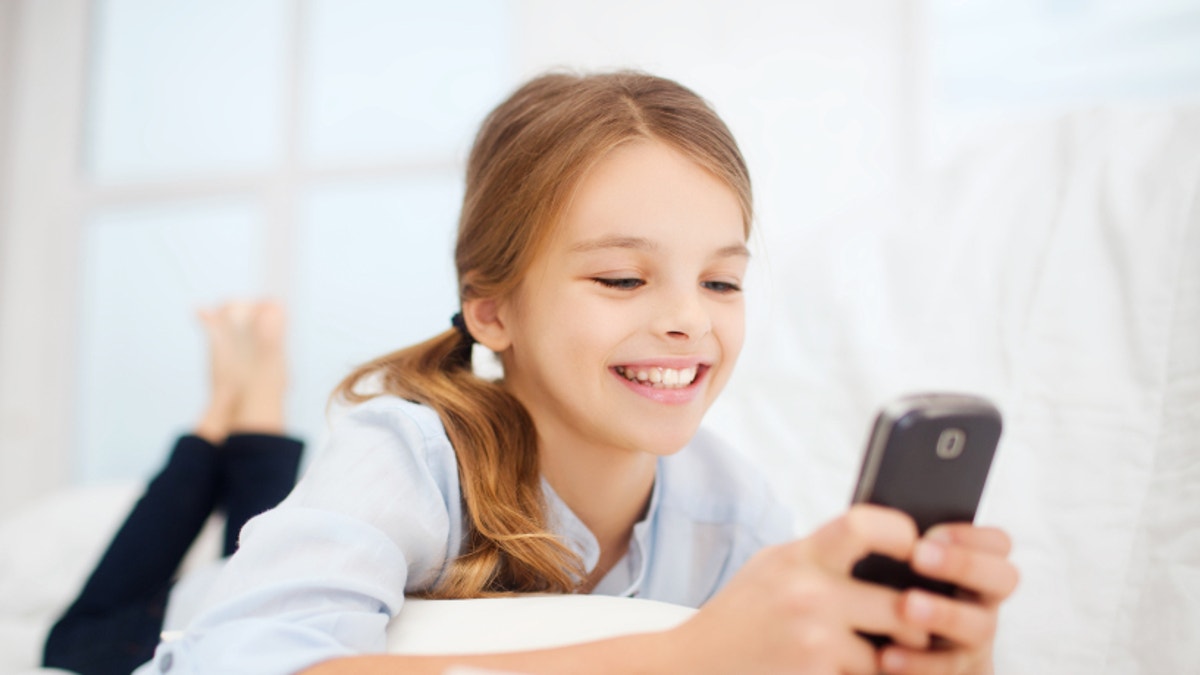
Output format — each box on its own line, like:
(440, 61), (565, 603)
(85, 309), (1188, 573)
(633, 426), (701, 457)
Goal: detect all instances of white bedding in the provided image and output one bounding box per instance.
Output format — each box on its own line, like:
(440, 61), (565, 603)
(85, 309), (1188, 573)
(0, 483), (694, 674)
(2, 106), (1198, 674)
(707, 105), (1200, 673)
(0, 483), (140, 674)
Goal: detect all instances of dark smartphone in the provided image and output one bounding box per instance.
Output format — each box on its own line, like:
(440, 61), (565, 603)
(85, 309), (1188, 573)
(849, 393), (1002, 646)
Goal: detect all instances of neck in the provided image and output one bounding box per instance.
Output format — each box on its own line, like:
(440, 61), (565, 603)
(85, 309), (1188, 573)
(538, 433), (657, 555)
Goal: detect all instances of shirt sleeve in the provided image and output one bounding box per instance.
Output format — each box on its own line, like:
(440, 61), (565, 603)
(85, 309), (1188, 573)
(140, 398), (464, 675)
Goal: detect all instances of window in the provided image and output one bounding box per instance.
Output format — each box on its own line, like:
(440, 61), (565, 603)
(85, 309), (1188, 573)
(77, 0), (513, 481)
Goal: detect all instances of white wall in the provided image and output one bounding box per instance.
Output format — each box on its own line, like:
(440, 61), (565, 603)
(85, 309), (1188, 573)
(0, 0), (89, 518)
(510, 2), (917, 524)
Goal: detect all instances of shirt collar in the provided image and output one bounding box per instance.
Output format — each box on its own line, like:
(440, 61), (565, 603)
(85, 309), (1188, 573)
(540, 460), (663, 595)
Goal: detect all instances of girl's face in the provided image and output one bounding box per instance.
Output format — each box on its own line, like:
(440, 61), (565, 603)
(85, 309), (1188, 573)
(492, 138), (748, 459)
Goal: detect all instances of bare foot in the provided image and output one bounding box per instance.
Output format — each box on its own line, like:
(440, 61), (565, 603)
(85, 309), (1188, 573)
(194, 301), (257, 444)
(230, 301), (288, 435)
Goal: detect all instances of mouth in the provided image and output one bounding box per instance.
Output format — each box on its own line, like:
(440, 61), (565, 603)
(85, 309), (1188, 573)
(612, 364), (708, 390)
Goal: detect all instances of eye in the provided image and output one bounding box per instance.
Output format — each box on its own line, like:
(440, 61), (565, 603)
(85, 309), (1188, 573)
(593, 277), (645, 290)
(702, 280), (742, 293)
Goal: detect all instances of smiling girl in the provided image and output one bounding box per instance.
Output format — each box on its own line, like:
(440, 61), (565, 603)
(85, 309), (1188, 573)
(143, 71), (1017, 675)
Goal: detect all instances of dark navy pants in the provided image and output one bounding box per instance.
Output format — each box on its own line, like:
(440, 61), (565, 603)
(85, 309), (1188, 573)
(42, 433), (302, 675)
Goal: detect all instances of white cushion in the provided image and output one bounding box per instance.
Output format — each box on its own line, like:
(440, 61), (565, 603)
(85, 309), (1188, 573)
(387, 596), (695, 656)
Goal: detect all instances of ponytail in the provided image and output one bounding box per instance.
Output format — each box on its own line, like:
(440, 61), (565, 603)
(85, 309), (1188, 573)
(334, 328), (584, 597)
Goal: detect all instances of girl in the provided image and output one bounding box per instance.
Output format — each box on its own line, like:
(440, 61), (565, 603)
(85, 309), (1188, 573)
(143, 71), (1018, 675)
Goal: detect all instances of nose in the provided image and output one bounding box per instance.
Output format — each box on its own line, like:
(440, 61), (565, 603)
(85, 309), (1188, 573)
(653, 283), (711, 342)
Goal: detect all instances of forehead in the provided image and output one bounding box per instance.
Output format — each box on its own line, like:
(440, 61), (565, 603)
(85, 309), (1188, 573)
(550, 139), (746, 255)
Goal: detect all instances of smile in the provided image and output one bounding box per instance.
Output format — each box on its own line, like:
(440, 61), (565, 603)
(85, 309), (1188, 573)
(613, 365), (703, 389)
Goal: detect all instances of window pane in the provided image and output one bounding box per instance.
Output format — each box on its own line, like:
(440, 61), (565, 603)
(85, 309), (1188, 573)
(87, 0), (287, 182)
(77, 200), (265, 482)
(291, 175), (461, 442)
(304, 0), (513, 165)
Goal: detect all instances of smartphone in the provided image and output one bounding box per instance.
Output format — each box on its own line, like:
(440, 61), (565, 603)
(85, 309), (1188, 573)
(849, 393), (1002, 645)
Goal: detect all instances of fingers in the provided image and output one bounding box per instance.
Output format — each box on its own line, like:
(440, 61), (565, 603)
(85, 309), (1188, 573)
(838, 578), (929, 649)
(879, 644), (981, 675)
(763, 515), (1011, 673)
(926, 523), (1012, 556)
(829, 629), (881, 675)
(898, 588), (997, 649)
(780, 507), (928, 649)
(911, 531), (1019, 605)
(786, 620), (881, 675)
(807, 504), (919, 572)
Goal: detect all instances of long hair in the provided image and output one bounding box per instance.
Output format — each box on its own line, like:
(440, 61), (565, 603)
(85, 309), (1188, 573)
(336, 71), (753, 598)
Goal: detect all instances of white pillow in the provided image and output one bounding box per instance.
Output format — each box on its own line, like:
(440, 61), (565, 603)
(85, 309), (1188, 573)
(0, 484), (139, 673)
(387, 596), (695, 656)
(0, 482), (226, 674)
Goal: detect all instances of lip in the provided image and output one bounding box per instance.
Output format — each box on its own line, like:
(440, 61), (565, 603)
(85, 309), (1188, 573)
(616, 356), (711, 371)
(609, 360), (711, 406)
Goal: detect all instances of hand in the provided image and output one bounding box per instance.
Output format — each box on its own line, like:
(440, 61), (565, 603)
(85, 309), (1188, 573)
(671, 505), (928, 674)
(878, 524), (1019, 675)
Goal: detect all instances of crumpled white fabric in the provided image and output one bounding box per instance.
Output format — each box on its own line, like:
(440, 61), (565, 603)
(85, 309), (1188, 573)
(708, 105), (1200, 674)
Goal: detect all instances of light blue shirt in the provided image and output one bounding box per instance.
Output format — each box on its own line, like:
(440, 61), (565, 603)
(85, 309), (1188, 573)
(137, 396), (795, 675)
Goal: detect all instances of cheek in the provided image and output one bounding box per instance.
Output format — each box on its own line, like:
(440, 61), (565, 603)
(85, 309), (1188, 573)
(716, 303), (746, 358)
(531, 288), (618, 357)
(565, 300), (629, 355)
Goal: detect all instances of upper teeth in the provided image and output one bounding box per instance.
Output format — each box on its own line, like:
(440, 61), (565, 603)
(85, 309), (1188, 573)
(616, 366), (698, 388)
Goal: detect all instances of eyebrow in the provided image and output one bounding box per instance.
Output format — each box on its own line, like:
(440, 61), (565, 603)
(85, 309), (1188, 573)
(569, 236), (751, 259)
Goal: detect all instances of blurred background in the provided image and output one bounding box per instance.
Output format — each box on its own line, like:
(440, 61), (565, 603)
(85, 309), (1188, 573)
(3, 0), (1200, 547)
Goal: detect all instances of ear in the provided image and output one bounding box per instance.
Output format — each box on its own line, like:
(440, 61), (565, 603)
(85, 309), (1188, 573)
(462, 295), (512, 353)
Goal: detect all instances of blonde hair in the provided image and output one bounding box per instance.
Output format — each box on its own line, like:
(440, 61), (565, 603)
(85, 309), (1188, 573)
(336, 71), (753, 598)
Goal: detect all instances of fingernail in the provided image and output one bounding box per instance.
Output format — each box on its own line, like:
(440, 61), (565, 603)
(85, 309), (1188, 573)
(906, 592), (934, 621)
(914, 540), (944, 570)
(926, 526), (954, 543)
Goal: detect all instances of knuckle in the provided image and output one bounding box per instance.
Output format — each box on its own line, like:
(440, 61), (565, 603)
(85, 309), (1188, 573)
(842, 520), (869, 552)
(781, 574), (833, 614)
(773, 539), (813, 570)
(917, 592), (954, 629)
(842, 506), (879, 545)
(827, 510), (856, 543)
(791, 622), (835, 652)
